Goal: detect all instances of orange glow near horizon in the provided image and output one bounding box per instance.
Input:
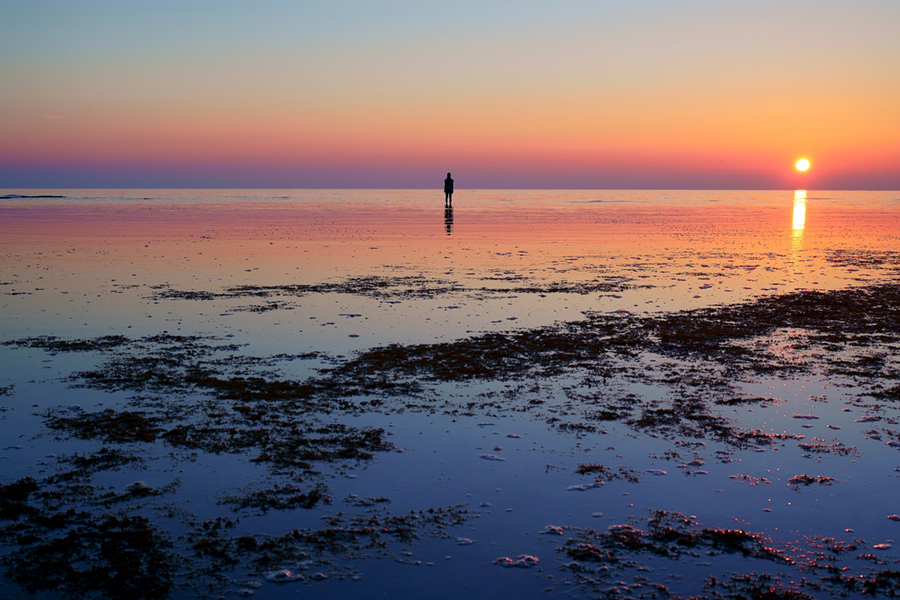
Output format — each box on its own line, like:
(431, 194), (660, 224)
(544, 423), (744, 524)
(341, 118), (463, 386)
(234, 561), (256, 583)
(1, 4), (899, 188)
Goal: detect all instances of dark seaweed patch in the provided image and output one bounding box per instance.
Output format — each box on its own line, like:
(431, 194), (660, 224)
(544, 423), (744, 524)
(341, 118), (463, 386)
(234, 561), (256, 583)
(716, 396), (771, 405)
(812, 565), (900, 597)
(827, 249), (900, 270)
(574, 464), (640, 483)
(56, 448), (145, 480)
(860, 570), (900, 596)
(650, 284), (900, 352)
(154, 276), (458, 302)
(3, 334), (131, 353)
(797, 442), (858, 457)
(2, 514), (174, 600)
(1, 464), (469, 599)
(185, 504), (470, 574)
(12, 335), (396, 480)
(788, 474), (836, 488)
(563, 510), (790, 564)
(557, 510), (795, 597)
(219, 484), (331, 513)
(48, 408), (162, 443)
(0, 477), (40, 521)
(0, 476), (176, 600)
(709, 573), (817, 600)
(151, 274), (647, 305)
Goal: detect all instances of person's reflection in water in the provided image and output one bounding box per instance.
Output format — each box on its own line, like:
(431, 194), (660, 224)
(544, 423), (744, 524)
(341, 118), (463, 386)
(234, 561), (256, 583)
(444, 205), (453, 235)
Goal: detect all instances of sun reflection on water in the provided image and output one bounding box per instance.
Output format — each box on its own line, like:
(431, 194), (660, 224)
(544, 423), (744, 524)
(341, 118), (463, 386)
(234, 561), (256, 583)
(792, 190), (807, 232)
(791, 190), (806, 259)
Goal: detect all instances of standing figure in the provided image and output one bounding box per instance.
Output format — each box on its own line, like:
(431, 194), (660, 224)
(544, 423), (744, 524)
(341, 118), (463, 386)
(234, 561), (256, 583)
(444, 172), (454, 205)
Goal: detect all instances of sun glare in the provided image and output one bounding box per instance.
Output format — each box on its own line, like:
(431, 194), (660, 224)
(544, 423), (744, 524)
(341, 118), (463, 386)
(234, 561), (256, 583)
(795, 158), (810, 172)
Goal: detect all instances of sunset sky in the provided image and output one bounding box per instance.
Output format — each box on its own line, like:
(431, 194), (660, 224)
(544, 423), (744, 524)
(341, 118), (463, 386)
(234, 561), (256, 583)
(1, 1), (898, 189)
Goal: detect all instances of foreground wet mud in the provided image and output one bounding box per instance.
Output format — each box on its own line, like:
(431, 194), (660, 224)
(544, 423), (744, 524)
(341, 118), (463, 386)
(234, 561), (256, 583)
(3, 281), (900, 599)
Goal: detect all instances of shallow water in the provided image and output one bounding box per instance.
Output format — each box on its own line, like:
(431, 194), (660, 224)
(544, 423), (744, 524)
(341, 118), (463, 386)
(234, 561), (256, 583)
(2, 189), (900, 599)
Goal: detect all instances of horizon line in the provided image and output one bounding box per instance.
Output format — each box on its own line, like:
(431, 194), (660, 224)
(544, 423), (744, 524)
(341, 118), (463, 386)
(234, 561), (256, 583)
(3, 186), (899, 192)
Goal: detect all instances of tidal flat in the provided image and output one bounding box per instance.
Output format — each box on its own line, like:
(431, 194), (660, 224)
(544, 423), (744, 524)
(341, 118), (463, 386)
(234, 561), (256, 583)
(2, 189), (900, 599)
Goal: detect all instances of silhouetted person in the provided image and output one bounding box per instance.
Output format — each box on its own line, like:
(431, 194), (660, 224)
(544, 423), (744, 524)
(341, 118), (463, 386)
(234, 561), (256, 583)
(444, 205), (453, 235)
(444, 172), (454, 205)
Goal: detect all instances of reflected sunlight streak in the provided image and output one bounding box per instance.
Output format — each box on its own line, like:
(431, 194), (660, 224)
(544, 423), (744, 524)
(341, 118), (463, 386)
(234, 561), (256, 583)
(791, 190), (806, 258)
(792, 190), (807, 232)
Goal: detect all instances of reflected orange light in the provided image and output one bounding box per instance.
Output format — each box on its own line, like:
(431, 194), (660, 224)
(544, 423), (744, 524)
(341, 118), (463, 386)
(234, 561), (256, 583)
(792, 190), (807, 231)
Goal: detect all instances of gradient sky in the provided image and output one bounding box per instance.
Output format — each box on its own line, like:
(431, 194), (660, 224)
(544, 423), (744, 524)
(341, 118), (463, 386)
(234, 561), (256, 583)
(1, 1), (898, 189)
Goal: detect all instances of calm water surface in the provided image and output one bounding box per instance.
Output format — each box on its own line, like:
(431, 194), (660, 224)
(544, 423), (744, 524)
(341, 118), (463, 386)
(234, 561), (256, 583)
(2, 189), (900, 599)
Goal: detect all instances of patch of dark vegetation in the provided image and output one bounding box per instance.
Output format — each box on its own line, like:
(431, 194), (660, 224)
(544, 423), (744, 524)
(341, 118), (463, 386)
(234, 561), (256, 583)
(626, 392), (802, 449)
(788, 474), (836, 488)
(327, 319), (642, 383)
(12, 335), (397, 482)
(163, 422), (393, 473)
(558, 422), (600, 435)
(650, 284), (900, 354)
(562, 510), (790, 564)
(152, 275), (647, 304)
(4, 334), (131, 353)
(797, 442), (858, 457)
(0, 478), (176, 600)
(716, 396), (771, 405)
(186, 504), (470, 575)
(827, 249), (900, 270)
(507, 281), (654, 296)
(6, 515), (173, 599)
(557, 511), (822, 600)
(234, 301), (293, 313)
(585, 409), (621, 421)
(0, 477), (40, 521)
(48, 408), (162, 443)
(708, 573), (817, 600)
(729, 474), (771, 486)
(154, 276), (458, 301)
(558, 509), (900, 599)
(574, 463), (640, 483)
(1, 459), (470, 599)
(557, 510), (798, 596)
(859, 570), (900, 596)
(814, 566), (900, 597)
(343, 494), (391, 507)
(56, 447), (145, 480)
(871, 384), (900, 402)
(219, 483), (331, 512)
(279, 504), (469, 558)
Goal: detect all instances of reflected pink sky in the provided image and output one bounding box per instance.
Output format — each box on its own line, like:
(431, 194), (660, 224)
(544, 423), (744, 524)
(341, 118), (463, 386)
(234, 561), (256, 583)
(3, 190), (899, 345)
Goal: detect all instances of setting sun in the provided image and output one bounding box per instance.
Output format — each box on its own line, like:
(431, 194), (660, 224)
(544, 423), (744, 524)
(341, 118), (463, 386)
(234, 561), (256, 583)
(796, 158), (811, 172)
